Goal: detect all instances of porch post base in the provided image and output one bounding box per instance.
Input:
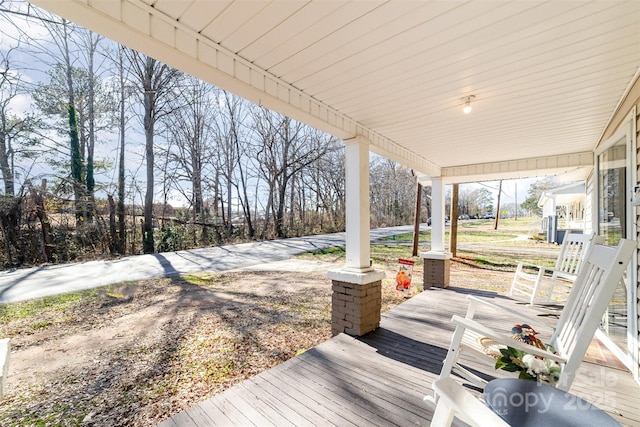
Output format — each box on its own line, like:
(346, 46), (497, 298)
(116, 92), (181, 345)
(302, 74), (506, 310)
(421, 251), (452, 288)
(327, 269), (385, 337)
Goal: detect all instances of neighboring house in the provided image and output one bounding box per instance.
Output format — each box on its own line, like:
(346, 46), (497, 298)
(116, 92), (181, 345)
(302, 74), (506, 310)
(538, 181), (586, 242)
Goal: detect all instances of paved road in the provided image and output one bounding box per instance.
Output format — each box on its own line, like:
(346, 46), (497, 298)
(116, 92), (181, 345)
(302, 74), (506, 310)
(0, 225), (425, 304)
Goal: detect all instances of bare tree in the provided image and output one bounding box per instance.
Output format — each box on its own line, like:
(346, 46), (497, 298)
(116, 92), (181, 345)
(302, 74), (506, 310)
(76, 28), (107, 221)
(458, 185), (494, 218)
(213, 90), (257, 239)
(0, 46), (38, 196)
(369, 157), (415, 227)
(161, 76), (217, 245)
(305, 138), (345, 232)
(127, 51), (182, 253)
(110, 44), (134, 254)
(252, 107), (336, 238)
(34, 18), (86, 221)
(26, 13), (112, 224)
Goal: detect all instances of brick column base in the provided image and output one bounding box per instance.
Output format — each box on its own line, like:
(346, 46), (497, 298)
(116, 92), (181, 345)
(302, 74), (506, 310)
(421, 252), (452, 288)
(331, 280), (381, 337)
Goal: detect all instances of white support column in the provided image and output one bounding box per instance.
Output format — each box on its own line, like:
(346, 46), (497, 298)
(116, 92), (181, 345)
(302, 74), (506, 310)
(430, 177), (446, 253)
(343, 137), (373, 272)
(421, 177), (452, 288)
(328, 136), (384, 336)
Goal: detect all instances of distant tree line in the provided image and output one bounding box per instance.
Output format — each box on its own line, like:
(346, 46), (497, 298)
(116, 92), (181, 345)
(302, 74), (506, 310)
(0, 3), (435, 268)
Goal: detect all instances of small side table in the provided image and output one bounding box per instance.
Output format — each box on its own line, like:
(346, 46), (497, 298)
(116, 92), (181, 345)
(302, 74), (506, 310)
(484, 378), (621, 427)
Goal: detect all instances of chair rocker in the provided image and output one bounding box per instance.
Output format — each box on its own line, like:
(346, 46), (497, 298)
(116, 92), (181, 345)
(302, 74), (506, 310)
(508, 232), (604, 306)
(426, 238), (635, 411)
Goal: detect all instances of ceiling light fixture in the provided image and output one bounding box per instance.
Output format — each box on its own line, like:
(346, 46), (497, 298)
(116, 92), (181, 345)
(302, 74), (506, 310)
(462, 95), (475, 114)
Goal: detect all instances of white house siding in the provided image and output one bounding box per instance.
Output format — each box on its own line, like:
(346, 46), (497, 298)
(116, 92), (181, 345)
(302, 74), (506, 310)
(635, 105), (640, 382)
(585, 173), (594, 235)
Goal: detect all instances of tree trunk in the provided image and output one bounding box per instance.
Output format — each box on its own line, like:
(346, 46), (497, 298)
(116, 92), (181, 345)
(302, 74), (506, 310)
(0, 130), (14, 196)
(289, 176), (295, 235)
(226, 164), (233, 238)
(494, 180), (503, 230)
(29, 186), (54, 263)
(275, 180), (287, 238)
(212, 173), (222, 245)
(261, 188), (274, 240)
(142, 57), (155, 254)
(235, 143), (255, 239)
(117, 51), (127, 255)
(143, 128), (154, 254)
(200, 208), (208, 247)
(85, 34), (98, 223)
(0, 195), (20, 265)
(108, 194), (117, 255)
(68, 104), (85, 222)
(60, 20), (86, 223)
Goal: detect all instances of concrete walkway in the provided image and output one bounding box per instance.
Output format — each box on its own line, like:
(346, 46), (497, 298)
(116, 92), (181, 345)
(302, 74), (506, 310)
(0, 225), (424, 304)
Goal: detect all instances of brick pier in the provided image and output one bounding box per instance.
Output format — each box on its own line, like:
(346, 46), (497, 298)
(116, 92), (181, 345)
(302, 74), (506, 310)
(421, 252), (452, 288)
(331, 279), (382, 336)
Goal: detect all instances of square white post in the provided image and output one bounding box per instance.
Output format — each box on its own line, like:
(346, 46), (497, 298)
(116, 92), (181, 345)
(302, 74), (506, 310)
(430, 177), (446, 253)
(343, 137), (373, 272)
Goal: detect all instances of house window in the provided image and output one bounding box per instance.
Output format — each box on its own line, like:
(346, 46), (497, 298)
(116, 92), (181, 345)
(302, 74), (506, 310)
(597, 139), (626, 244)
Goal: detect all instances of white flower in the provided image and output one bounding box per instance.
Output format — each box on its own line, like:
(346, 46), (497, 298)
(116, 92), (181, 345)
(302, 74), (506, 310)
(521, 354), (561, 384)
(522, 354), (547, 376)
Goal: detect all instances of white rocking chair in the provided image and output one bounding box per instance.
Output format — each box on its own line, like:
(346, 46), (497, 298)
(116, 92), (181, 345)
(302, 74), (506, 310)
(431, 378), (509, 427)
(427, 238), (635, 411)
(509, 232), (604, 306)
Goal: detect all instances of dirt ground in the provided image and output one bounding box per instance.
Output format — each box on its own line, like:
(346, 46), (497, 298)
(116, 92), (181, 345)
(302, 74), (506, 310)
(0, 257), (514, 426)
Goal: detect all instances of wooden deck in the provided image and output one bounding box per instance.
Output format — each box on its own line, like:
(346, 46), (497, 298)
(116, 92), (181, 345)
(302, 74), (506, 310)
(159, 287), (640, 426)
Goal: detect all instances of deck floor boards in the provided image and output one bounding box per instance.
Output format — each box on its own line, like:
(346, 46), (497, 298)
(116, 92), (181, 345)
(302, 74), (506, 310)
(159, 287), (640, 426)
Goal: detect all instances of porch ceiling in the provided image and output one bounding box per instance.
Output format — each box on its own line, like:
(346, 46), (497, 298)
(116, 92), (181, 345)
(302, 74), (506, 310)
(31, 0), (640, 183)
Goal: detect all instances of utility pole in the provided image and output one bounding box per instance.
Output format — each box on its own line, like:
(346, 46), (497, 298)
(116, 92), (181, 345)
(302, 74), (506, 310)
(515, 182), (518, 221)
(412, 183), (422, 256)
(494, 180), (503, 230)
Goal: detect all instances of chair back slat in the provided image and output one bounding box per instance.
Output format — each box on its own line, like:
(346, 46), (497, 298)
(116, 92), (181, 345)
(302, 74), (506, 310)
(555, 266), (602, 352)
(552, 233), (604, 281)
(550, 239), (635, 390)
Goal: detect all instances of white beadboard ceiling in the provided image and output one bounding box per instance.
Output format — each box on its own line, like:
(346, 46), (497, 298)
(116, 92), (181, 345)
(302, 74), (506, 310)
(31, 0), (640, 183)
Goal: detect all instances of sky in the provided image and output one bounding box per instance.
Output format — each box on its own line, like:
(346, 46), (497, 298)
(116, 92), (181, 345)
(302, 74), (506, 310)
(477, 178), (538, 207)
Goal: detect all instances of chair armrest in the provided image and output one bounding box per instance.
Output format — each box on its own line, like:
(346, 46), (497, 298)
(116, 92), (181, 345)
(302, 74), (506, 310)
(547, 269), (577, 281)
(540, 276), (572, 291)
(517, 261), (544, 270)
(430, 378), (510, 427)
(518, 262), (561, 276)
(451, 315), (566, 363)
(467, 295), (555, 333)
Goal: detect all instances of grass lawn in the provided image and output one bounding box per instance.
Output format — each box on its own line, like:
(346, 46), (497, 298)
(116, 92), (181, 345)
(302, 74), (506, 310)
(310, 217), (559, 272)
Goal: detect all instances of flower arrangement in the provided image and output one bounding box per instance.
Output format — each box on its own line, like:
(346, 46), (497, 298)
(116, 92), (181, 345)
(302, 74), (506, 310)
(494, 323), (561, 385)
(511, 324), (545, 348)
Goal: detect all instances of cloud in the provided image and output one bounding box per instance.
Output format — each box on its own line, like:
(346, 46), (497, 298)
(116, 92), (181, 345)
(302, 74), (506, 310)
(8, 93), (32, 115)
